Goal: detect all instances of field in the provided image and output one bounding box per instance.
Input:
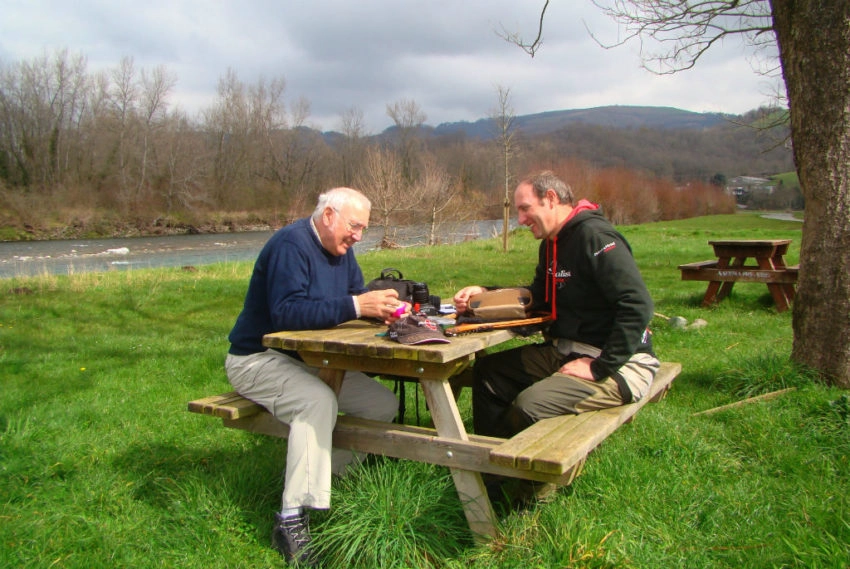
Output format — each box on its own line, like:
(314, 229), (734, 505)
(2, 212), (848, 568)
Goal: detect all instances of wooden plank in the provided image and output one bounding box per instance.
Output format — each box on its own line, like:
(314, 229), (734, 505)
(189, 364), (679, 483)
(491, 406), (628, 474)
(223, 412), (507, 475)
(299, 352), (473, 381)
(262, 320), (515, 366)
(318, 368), (344, 396)
(677, 260), (719, 270)
(187, 391), (262, 420)
(488, 412), (594, 469)
(680, 267), (798, 284)
(489, 362), (680, 474)
(527, 407), (634, 475)
(417, 377), (497, 539)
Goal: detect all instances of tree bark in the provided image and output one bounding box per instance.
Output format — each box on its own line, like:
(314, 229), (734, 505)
(771, 0), (850, 386)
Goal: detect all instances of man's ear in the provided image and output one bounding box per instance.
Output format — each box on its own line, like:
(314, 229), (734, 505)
(546, 188), (558, 207)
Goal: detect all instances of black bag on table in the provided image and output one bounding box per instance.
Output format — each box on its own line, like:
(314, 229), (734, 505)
(365, 268), (417, 303)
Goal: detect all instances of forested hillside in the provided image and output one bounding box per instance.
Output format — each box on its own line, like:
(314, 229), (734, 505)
(0, 51), (789, 241)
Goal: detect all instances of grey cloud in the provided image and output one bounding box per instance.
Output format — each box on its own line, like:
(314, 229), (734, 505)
(0, 0), (780, 133)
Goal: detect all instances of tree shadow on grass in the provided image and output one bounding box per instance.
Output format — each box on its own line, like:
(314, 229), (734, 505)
(112, 435), (285, 544)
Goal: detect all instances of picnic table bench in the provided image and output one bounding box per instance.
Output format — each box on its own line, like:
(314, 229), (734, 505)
(188, 320), (680, 539)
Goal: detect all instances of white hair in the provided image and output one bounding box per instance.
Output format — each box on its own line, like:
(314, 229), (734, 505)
(312, 187), (371, 220)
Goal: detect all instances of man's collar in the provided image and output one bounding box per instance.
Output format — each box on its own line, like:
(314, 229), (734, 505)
(309, 216), (321, 241)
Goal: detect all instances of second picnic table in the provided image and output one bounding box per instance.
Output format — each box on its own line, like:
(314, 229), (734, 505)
(678, 239), (798, 312)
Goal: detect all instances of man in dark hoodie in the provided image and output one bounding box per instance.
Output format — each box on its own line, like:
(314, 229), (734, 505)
(453, 170), (659, 441)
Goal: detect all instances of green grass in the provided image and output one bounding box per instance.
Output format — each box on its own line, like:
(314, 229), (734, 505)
(2, 212), (849, 568)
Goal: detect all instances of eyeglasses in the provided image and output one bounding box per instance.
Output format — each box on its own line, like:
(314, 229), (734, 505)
(333, 208), (368, 235)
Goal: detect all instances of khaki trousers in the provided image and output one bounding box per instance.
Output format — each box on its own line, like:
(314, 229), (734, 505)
(472, 342), (659, 438)
(225, 350), (398, 510)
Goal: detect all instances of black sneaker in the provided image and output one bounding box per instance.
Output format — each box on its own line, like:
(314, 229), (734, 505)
(271, 512), (319, 567)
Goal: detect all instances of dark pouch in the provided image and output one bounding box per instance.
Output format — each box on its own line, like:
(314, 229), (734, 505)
(366, 268), (416, 303)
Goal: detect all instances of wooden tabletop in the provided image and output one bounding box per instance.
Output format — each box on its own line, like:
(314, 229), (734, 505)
(708, 239), (791, 247)
(708, 239), (792, 262)
(262, 319), (515, 381)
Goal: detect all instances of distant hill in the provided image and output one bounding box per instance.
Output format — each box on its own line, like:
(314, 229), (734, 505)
(431, 105), (731, 139)
(321, 105), (793, 182)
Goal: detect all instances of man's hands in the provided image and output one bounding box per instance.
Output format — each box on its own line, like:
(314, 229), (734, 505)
(357, 289), (410, 324)
(452, 285), (487, 314)
(559, 357), (595, 381)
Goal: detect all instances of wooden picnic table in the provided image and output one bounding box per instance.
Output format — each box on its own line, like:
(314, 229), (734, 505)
(264, 319), (514, 539)
(678, 239), (798, 312)
(189, 319), (680, 540)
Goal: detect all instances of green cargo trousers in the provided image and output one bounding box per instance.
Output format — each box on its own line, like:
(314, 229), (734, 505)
(471, 341), (657, 438)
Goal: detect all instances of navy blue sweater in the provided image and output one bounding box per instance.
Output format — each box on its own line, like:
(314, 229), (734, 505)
(228, 218), (366, 355)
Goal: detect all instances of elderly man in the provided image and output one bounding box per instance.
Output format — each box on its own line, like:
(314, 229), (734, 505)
(226, 187), (404, 565)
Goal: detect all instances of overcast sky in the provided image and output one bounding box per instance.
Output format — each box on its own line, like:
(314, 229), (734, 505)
(0, 0), (781, 134)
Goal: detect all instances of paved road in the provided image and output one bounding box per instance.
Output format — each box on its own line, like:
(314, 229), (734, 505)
(761, 212), (803, 222)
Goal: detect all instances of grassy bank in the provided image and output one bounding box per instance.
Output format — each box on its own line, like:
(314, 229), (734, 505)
(2, 213), (848, 568)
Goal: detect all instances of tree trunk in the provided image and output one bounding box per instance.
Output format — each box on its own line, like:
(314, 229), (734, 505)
(771, 0), (850, 386)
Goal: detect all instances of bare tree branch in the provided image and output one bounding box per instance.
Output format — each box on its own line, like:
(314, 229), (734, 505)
(588, 0), (774, 75)
(496, 0), (550, 57)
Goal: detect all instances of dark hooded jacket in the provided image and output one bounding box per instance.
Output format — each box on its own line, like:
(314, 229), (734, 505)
(527, 202), (655, 386)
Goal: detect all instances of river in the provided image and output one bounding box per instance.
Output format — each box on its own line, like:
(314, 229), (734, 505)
(0, 219), (514, 279)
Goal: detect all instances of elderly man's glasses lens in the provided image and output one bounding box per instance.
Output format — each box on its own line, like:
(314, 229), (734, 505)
(334, 209), (368, 235)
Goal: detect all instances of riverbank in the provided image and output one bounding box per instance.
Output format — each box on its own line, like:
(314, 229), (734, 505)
(1, 216), (280, 242)
(0, 219), (511, 279)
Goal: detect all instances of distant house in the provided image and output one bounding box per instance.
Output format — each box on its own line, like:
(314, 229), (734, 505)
(727, 176), (775, 201)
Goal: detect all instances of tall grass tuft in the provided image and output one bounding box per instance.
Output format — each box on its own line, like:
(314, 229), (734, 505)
(715, 352), (823, 398)
(315, 458), (471, 568)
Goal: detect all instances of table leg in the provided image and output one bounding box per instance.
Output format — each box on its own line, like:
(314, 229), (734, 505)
(769, 253), (794, 300)
(716, 256), (744, 302)
(318, 368), (344, 396)
(419, 378), (497, 541)
(702, 256), (730, 306)
(757, 254), (793, 312)
(702, 280), (722, 306)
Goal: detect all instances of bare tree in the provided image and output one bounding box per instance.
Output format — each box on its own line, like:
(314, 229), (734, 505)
(490, 85), (517, 252)
(160, 109), (208, 214)
(356, 144), (407, 247)
(264, 94), (326, 203)
(386, 98), (426, 184)
(0, 49), (90, 189)
(137, 65), (176, 202)
(415, 153), (458, 246)
(250, 75), (286, 183)
(109, 56), (138, 206)
(338, 106), (366, 187)
(509, 1), (850, 386)
(203, 68), (251, 205)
